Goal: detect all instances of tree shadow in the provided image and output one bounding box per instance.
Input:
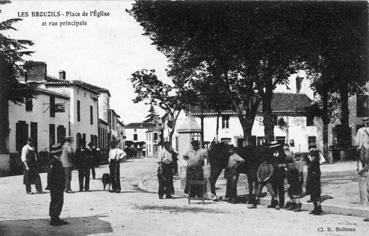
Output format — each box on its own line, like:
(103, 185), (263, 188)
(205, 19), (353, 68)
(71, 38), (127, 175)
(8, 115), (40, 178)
(0, 214), (113, 236)
(134, 204), (226, 214)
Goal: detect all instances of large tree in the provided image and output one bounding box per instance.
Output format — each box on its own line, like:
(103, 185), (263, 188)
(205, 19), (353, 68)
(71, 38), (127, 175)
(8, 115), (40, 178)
(0, 0), (35, 153)
(301, 2), (368, 158)
(128, 1), (368, 146)
(128, 1), (305, 144)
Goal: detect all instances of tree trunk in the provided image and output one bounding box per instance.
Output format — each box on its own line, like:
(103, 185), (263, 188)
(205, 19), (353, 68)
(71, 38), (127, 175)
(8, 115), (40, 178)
(339, 83), (349, 126)
(0, 62), (9, 154)
(262, 83), (275, 144)
(322, 91), (330, 162)
(215, 111), (220, 142)
(241, 121), (254, 146)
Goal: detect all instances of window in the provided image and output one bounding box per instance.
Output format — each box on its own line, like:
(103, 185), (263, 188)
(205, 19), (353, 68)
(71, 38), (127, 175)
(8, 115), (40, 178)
(257, 137), (265, 146)
(57, 125), (66, 144)
(25, 97), (33, 112)
(90, 106), (93, 125)
(50, 96), (55, 117)
(306, 115), (314, 126)
(76, 133), (81, 149)
(134, 134), (138, 141)
(154, 133), (158, 141)
(357, 94), (369, 117)
(77, 100), (81, 122)
(49, 124), (55, 150)
(31, 122), (37, 150)
(308, 136), (316, 146)
(222, 115), (230, 129)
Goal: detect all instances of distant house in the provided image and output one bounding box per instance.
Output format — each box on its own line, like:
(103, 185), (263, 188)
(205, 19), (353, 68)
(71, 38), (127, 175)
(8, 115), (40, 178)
(146, 126), (161, 157)
(125, 122), (156, 157)
(163, 92), (322, 154)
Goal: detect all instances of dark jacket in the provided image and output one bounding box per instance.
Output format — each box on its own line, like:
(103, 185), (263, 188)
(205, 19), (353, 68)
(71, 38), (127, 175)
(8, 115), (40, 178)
(48, 156), (65, 191)
(306, 150), (321, 196)
(75, 148), (92, 169)
(272, 150), (287, 179)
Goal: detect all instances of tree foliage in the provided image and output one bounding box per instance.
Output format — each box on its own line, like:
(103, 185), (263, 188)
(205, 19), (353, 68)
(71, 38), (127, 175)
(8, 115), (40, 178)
(128, 1), (368, 145)
(129, 69), (195, 147)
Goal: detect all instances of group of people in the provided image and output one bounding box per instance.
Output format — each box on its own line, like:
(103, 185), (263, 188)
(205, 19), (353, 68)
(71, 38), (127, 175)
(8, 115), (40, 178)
(255, 141), (322, 215)
(160, 139), (324, 216)
(20, 136), (126, 226)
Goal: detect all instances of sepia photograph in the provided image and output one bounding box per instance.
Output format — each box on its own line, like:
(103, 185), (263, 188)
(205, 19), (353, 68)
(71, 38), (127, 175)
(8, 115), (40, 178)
(1, 0), (369, 235)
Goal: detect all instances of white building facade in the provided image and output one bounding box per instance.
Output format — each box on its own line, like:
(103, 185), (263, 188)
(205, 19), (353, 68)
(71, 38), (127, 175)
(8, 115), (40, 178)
(8, 88), (70, 153)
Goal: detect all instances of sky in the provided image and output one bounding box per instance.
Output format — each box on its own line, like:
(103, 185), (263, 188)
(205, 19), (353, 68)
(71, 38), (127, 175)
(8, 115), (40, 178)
(1, 0), (170, 124)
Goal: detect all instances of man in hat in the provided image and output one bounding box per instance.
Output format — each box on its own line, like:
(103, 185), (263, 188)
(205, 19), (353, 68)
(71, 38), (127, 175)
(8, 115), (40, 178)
(75, 141), (91, 192)
(21, 137), (43, 194)
(60, 136), (74, 193)
(108, 139), (127, 193)
(48, 143), (68, 226)
(183, 140), (208, 198)
(269, 141), (287, 210)
(356, 117), (369, 171)
(225, 145), (245, 203)
(157, 141), (173, 199)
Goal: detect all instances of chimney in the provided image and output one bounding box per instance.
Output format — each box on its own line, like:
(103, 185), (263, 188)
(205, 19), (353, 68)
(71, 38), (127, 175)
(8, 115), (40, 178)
(24, 61), (47, 82)
(59, 70), (66, 80)
(296, 76), (303, 93)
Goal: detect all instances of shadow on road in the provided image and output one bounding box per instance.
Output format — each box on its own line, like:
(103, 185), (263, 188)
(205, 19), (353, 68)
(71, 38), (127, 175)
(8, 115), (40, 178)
(134, 204), (227, 214)
(0, 214), (113, 236)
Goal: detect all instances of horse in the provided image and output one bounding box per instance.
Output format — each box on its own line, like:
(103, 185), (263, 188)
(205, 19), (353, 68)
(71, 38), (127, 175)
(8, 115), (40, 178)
(208, 143), (272, 207)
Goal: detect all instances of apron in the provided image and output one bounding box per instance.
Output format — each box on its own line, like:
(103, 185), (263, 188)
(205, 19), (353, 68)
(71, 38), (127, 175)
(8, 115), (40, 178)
(23, 148), (39, 185)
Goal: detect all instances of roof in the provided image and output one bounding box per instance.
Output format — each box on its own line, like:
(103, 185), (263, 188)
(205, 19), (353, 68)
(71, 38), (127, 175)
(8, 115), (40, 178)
(45, 77), (110, 96)
(35, 87), (70, 100)
(190, 93), (312, 116)
(99, 118), (108, 125)
(117, 119), (125, 126)
(125, 122), (156, 129)
(109, 109), (121, 118)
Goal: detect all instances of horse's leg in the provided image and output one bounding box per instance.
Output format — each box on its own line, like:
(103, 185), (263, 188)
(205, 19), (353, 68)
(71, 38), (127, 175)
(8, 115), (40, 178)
(247, 172), (258, 208)
(210, 166), (223, 195)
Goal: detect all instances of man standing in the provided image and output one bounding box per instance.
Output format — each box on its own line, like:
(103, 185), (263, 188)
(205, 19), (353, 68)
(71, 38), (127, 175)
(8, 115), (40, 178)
(87, 142), (98, 179)
(60, 136), (74, 193)
(157, 142), (173, 199)
(225, 145), (245, 204)
(183, 140), (208, 198)
(75, 141), (91, 192)
(269, 141), (287, 210)
(48, 143), (68, 226)
(21, 137), (43, 194)
(108, 140), (126, 193)
(356, 117), (369, 170)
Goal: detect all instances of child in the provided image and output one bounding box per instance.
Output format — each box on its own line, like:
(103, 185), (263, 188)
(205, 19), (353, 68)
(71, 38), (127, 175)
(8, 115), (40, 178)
(306, 144), (323, 215)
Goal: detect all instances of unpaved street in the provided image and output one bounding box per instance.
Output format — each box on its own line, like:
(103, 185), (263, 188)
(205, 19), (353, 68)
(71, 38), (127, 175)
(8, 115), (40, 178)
(1, 157), (369, 236)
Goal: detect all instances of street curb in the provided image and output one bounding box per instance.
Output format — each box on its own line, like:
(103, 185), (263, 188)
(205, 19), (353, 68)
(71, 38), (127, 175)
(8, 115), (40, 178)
(138, 177), (369, 218)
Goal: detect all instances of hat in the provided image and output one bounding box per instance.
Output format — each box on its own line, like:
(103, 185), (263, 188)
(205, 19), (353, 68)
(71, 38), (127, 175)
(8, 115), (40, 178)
(64, 136), (73, 141)
(269, 141), (280, 149)
(363, 117), (369, 123)
(50, 143), (63, 155)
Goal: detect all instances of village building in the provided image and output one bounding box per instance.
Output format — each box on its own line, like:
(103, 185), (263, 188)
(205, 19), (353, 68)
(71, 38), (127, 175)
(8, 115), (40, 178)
(146, 126), (161, 157)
